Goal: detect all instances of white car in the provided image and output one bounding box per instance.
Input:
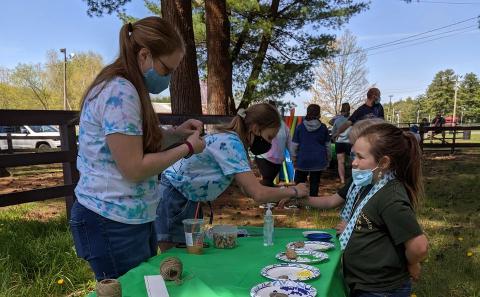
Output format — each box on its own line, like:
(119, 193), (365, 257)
(0, 125), (61, 151)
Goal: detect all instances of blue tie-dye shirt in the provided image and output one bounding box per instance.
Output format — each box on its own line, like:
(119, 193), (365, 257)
(164, 132), (251, 202)
(75, 77), (159, 224)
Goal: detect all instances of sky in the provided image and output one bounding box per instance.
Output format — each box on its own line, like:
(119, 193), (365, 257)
(1, 0), (479, 115)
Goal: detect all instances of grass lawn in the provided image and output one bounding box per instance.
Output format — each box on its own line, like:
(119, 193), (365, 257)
(0, 152), (479, 297)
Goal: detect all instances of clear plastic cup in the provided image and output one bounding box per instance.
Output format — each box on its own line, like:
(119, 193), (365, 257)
(182, 219), (205, 254)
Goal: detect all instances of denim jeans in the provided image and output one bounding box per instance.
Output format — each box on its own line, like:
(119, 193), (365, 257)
(69, 201), (157, 280)
(155, 175), (203, 243)
(351, 280), (412, 297)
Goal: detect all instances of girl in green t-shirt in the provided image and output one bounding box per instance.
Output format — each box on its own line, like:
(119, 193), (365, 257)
(288, 122), (428, 296)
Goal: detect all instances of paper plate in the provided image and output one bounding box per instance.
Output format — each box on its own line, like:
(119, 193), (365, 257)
(260, 263), (320, 281)
(250, 280), (317, 297)
(276, 250), (329, 264)
(286, 241), (335, 252)
(305, 233), (333, 242)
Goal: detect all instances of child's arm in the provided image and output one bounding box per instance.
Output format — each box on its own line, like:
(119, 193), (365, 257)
(404, 234), (429, 281)
(234, 171), (309, 203)
(300, 194), (345, 209)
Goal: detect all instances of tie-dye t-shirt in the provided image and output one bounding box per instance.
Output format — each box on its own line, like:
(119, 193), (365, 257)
(75, 77), (158, 224)
(164, 132), (251, 202)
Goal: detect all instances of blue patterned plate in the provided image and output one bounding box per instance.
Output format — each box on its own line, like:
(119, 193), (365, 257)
(276, 250), (329, 264)
(250, 280), (317, 297)
(286, 241), (335, 252)
(261, 263), (320, 281)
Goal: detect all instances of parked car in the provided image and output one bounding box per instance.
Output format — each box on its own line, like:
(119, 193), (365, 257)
(0, 125), (61, 151)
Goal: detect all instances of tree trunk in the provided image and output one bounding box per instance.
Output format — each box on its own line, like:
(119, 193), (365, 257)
(237, 0), (280, 110)
(205, 0), (234, 115)
(161, 0), (202, 114)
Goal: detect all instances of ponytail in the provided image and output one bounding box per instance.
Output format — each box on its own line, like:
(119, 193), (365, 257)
(217, 103), (280, 147)
(359, 123), (424, 208)
(401, 131), (424, 208)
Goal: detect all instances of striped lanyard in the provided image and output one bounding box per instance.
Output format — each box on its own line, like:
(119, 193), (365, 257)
(339, 172), (395, 250)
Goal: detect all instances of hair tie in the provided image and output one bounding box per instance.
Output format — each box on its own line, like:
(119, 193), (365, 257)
(237, 108), (247, 119)
(127, 23), (133, 33)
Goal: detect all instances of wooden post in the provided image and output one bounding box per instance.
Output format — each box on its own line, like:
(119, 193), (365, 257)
(6, 133), (13, 154)
(451, 126), (457, 154)
(60, 123), (79, 219)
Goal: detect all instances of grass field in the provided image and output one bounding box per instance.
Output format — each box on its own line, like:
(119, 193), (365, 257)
(0, 152), (479, 297)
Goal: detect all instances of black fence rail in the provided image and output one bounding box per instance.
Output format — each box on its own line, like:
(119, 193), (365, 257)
(0, 110), (233, 217)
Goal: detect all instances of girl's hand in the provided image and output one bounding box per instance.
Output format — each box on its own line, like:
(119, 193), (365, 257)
(186, 130), (206, 154)
(408, 262), (421, 282)
(335, 220), (347, 235)
(176, 119), (203, 139)
(294, 183), (308, 198)
(277, 198), (291, 209)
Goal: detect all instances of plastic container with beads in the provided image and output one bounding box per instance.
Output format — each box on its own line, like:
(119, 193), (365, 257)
(211, 225), (238, 249)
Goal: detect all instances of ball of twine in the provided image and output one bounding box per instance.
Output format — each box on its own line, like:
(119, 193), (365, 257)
(160, 257), (183, 284)
(96, 279), (122, 297)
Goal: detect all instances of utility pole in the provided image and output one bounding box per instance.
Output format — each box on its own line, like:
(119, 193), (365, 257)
(453, 76), (459, 127)
(416, 109), (420, 124)
(389, 95), (394, 123)
(59, 48), (68, 110)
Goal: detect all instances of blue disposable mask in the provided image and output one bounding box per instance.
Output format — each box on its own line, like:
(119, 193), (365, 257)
(351, 166), (379, 187)
(143, 58), (171, 94)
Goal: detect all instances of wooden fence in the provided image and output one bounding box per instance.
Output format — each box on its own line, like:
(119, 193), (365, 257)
(0, 110), (232, 217)
(1, 110), (479, 217)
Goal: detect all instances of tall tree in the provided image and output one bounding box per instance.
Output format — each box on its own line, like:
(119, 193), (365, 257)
(161, 0), (203, 114)
(423, 69), (457, 116)
(308, 30), (368, 117)
(458, 72), (480, 123)
(45, 50), (104, 110)
(205, 0), (234, 115)
(11, 64), (52, 110)
(233, 0), (369, 109)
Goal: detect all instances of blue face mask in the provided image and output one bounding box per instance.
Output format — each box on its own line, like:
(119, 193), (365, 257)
(375, 96), (381, 105)
(351, 166), (379, 187)
(143, 58), (171, 94)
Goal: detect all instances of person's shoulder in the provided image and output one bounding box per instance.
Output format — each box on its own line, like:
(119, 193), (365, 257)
(208, 132), (242, 145)
(110, 77), (138, 95)
(376, 180), (411, 206)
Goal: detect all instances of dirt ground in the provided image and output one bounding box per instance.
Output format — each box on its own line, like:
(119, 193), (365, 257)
(0, 161), (344, 226)
(1, 151), (476, 227)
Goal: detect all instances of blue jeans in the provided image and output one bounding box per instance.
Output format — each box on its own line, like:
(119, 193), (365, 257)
(69, 201), (157, 280)
(155, 175), (203, 243)
(351, 280), (412, 297)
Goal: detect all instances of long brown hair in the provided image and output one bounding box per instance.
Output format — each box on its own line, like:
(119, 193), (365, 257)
(217, 103), (281, 146)
(80, 17), (185, 153)
(359, 123), (424, 208)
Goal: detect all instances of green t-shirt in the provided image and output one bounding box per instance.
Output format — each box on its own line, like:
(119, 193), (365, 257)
(337, 179), (423, 292)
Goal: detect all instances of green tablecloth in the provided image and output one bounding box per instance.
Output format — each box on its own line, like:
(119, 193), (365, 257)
(89, 227), (347, 297)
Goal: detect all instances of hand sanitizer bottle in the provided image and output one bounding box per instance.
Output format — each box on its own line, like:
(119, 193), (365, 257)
(263, 203), (274, 246)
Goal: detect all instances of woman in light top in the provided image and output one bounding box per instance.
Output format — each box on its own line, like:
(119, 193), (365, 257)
(70, 17), (205, 280)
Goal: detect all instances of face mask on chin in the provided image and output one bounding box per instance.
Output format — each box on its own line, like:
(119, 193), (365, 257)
(351, 166), (379, 187)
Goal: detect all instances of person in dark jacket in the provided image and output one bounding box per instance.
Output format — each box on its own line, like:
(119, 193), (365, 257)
(290, 104), (331, 196)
